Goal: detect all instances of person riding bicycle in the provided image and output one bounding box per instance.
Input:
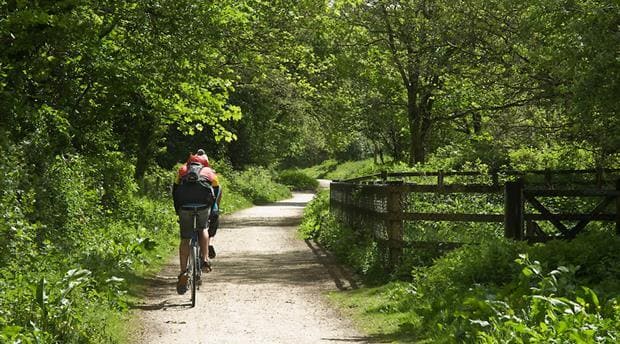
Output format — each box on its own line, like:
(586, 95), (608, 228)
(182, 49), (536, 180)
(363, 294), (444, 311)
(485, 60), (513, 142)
(172, 149), (222, 294)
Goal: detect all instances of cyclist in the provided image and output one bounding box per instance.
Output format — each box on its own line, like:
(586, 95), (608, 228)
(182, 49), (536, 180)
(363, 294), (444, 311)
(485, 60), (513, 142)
(172, 149), (222, 294)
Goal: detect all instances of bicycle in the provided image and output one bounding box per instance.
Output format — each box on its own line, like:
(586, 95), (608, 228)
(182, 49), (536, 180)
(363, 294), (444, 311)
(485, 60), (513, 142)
(180, 203), (211, 307)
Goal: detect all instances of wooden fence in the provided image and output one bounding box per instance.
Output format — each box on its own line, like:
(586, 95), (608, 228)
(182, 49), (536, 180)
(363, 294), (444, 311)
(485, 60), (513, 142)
(330, 169), (620, 271)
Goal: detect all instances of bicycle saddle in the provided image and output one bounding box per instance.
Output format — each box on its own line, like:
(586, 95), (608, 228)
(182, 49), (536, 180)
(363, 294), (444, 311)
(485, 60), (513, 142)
(181, 203), (210, 211)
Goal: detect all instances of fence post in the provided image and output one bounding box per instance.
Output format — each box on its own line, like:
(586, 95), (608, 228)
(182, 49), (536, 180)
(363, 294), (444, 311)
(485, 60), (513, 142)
(616, 179), (620, 236)
(491, 169), (499, 188)
(544, 168), (552, 187)
(505, 178), (524, 240)
(596, 167), (604, 189)
(438, 170), (444, 190)
(386, 182), (404, 271)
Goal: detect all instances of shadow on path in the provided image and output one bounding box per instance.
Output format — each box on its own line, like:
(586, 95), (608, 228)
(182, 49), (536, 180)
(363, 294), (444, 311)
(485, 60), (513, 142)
(305, 239), (360, 291)
(130, 240), (360, 311)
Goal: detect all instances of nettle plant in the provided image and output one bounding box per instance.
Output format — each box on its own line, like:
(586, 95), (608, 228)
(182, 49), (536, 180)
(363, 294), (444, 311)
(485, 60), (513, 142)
(474, 254), (620, 343)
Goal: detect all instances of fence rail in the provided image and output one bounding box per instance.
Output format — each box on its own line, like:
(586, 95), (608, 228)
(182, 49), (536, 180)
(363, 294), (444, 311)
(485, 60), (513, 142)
(330, 169), (620, 271)
(341, 168), (620, 186)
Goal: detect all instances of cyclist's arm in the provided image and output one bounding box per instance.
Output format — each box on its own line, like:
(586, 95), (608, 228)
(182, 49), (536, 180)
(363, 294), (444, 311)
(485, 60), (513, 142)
(172, 169), (183, 214)
(212, 186), (222, 207)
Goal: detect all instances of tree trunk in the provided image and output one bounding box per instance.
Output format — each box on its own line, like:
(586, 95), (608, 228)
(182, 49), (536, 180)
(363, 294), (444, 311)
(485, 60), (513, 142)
(372, 141), (379, 164)
(407, 83), (426, 165)
(472, 112), (482, 134)
(134, 120), (157, 180)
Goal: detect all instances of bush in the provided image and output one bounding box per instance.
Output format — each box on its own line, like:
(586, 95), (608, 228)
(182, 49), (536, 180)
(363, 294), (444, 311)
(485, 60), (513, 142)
(277, 169), (319, 191)
(299, 191), (330, 239)
(0, 146), (179, 343)
(138, 166), (176, 199)
(228, 166), (291, 204)
(0, 191), (179, 343)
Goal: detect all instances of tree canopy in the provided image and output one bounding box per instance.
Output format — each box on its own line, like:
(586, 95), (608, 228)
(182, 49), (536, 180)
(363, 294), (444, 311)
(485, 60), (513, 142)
(1, 0), (618, 172)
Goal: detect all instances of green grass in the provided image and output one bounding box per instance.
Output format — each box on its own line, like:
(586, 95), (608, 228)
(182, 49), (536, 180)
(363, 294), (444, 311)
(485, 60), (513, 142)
(300, 159), (339, 179)
(302, 157), (409, 181)
(328, 283), (427, 343)
(324, 158), (383, 180)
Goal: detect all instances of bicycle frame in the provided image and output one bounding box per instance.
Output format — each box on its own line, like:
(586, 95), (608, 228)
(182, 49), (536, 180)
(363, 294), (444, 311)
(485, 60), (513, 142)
(181, 203), (210, 308)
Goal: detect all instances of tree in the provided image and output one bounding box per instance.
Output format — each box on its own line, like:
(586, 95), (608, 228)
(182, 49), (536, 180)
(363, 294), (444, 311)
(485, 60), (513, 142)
(0, 0), (243, 177)
(332, 0), (482, 164)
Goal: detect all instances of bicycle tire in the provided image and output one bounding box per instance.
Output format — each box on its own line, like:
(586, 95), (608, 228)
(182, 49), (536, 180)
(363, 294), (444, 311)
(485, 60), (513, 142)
(191, 245), (198, 307)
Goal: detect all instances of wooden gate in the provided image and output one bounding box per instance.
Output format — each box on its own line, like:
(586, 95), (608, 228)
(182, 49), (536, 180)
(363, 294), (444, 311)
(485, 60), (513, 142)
(504, 179), (620, 241)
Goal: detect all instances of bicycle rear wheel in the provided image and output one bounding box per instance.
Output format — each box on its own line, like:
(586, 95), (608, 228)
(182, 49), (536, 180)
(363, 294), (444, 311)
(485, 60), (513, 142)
(191, 244), (199, 307)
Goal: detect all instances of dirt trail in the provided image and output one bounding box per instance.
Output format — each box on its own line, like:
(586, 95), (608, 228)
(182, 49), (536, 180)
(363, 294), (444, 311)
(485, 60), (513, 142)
(133, 192), (368, 344)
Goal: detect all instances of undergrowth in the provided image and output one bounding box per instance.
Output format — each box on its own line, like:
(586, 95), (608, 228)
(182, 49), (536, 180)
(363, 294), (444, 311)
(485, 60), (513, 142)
(0, 151), (290, 343)
(328, 233), (620, 343)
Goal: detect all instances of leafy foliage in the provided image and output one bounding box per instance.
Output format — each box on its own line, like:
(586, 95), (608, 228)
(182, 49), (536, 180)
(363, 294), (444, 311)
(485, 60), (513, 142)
(0, 156), (179, 342)
(326, 231), (620, 343)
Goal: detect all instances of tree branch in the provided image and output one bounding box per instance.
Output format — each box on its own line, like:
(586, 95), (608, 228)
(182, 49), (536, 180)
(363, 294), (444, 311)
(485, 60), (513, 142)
(379, 4), (410, 87)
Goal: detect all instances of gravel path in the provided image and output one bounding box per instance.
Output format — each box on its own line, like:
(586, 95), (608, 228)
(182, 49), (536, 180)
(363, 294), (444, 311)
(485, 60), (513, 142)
(132, 192), (368, 344)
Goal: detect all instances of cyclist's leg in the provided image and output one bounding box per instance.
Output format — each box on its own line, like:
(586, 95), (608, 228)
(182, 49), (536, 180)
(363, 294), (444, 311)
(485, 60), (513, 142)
(177, 210), (194, 294)
(178, 210), (194, 272)
(176, 238), (191, 294)
(207, 215), (218, 258)
(199, 229), (209, 261)
(179, 238), (190, 272)
(193, 208), (211, 271)
(208, 189), (220, 259)
(198, 230), (211, 271)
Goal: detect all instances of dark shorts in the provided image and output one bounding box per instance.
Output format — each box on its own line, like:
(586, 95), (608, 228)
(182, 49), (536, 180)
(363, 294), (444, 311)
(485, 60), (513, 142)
(178, 208), (210, 239)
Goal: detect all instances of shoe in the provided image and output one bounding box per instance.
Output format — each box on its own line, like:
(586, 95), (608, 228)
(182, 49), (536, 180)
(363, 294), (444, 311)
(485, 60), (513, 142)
(208, 245), (216, 259)
(176, 272), (189, 295)
(201, 259), (212, 272)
